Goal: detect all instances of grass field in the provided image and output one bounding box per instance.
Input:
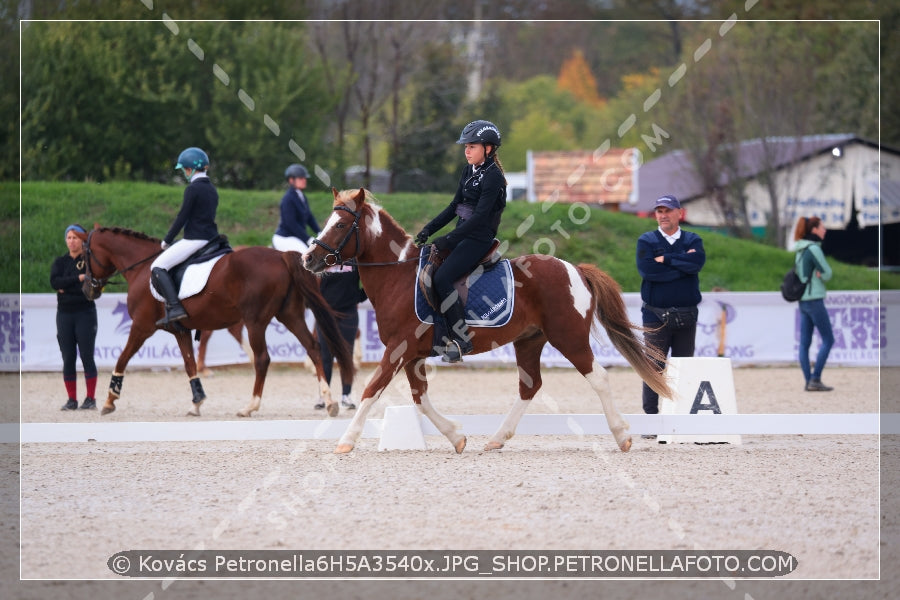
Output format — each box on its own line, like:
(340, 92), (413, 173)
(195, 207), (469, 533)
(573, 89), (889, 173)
(4, 180), (896, 293)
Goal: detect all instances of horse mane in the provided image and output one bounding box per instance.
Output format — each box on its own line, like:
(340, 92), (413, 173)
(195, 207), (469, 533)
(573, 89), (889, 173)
(334, 188), (410, 238)
(98, 226), (161, 243)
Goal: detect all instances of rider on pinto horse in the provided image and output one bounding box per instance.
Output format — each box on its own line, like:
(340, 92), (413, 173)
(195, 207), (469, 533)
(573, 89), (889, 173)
(415, 120), (508, 363)
(151, 147), (220, 327)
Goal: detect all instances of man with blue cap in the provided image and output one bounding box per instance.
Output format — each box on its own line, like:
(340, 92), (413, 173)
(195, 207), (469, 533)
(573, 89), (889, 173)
(635, 195), (706, 434)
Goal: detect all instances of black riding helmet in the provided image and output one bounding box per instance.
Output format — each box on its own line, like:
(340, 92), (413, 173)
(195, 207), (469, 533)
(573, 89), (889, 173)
(456, 120), (501, 149)
(284, 164), (310, 179)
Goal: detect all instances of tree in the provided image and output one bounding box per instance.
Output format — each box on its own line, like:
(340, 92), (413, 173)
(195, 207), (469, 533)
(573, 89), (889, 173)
(391, 42), (468, 192)
(557, 49), (605, 107)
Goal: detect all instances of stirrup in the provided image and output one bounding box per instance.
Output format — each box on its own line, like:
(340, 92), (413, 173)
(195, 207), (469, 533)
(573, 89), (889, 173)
(441, 339), (471, 363)
(156, 304), (187, 327)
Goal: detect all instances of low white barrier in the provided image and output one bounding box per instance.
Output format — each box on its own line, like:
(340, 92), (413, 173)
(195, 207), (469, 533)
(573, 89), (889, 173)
(8, 412), (883, 445)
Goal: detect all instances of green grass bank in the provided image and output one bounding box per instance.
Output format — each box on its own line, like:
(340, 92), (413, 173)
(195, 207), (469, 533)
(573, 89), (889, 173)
(5, 181), (895, 294)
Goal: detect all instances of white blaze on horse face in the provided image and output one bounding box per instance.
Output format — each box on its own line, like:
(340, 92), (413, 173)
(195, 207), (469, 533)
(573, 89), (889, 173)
(563, 261), (593, 319)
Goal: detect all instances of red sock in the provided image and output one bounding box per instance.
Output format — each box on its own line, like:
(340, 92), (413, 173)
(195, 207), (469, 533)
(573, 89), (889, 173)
(85, 375), (97, 399)
(64, 379), (77, 400)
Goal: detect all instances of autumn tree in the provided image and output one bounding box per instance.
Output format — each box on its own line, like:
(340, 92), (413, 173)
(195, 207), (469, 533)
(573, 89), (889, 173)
(557, 49), (605, 107)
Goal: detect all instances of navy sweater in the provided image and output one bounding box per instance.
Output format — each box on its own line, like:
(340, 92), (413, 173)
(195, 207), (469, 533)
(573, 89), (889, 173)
(636, 229), (705, 323)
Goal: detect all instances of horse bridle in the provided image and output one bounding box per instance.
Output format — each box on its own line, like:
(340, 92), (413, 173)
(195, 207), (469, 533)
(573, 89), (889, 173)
(310, 205), (420, 267)
(82, 229), (162, 297)
(310, 205), (361, 267)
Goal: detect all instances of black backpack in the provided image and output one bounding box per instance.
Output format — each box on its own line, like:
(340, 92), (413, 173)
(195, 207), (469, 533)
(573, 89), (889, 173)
(780, 247), (811, 302)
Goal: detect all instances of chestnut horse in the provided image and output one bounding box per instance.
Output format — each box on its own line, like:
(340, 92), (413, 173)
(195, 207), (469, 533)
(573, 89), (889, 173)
(302, 189), (672, 454)
(76, 227), (353, 417)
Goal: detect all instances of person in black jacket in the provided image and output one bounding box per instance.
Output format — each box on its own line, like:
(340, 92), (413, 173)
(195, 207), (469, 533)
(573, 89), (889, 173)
(272, 163), (320, 252)
(312, 263), (366, 411)
(635, 195), (706, 427)
(50, 224), (98, 410)
(150, 147), (220, 327)
(415, 120), (507, 363)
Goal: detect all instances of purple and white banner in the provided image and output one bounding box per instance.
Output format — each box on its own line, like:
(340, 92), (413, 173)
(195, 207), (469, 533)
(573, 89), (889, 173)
(3, 290), (895, 372)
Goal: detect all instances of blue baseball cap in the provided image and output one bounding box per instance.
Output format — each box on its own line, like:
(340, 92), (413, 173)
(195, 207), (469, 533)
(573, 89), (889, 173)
(654, 195), (681, 210)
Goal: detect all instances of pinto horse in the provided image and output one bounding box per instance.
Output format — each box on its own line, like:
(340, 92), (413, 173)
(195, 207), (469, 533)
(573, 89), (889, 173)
(302, 189), (672, 454)
(76, 227), (353, 417)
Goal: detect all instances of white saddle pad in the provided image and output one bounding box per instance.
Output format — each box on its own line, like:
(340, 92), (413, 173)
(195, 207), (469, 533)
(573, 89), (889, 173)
(150, 255), (226, 302)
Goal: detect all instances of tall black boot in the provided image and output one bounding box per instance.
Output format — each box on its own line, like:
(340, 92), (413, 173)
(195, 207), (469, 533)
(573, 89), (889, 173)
(441, 298), (473, 363)
(151, 267), (188, 327)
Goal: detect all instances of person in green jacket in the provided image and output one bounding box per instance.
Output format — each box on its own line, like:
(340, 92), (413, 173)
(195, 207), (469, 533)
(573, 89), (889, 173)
(792, 216), (834, 392)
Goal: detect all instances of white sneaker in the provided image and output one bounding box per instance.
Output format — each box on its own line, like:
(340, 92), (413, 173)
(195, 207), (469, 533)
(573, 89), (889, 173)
(340, 394), (356, 410)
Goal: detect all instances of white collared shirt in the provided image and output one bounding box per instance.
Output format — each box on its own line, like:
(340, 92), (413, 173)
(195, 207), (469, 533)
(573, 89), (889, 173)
(189, 171), (209, 182)
(658, 227), (682, 245)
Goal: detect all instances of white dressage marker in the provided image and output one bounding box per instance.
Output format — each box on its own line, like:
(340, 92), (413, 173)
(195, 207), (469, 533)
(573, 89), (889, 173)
(659, 357), (741, 445)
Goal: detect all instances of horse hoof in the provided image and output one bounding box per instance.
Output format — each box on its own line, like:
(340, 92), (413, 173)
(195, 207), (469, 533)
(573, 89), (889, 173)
(454, 437), (467, 454)
(186, 409), (200, 417)
(484, 440), (504, 451)
(200, 368), (213, 377)
(236, 410), (250, 418)
(619, 437), (632, 452)
(334, 444), (354, 454)
(100, 405), (115, 416)
(327, 403), (339, 418)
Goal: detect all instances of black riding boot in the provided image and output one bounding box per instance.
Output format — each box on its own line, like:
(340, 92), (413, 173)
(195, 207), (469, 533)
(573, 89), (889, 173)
(441, 298), (473, 363)
(151, 267), (188, 327)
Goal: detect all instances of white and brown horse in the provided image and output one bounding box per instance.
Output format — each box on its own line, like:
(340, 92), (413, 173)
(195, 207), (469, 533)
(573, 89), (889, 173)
(302, 189), (672, 454)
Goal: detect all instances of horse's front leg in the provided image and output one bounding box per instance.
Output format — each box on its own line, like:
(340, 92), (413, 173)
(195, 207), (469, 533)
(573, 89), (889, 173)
(236, 322), (270, 417)
(335, 349), (407, 454)
(174, 329), (205, 416)
(404, 359), (465, 454)
(101, 323), (155, 415)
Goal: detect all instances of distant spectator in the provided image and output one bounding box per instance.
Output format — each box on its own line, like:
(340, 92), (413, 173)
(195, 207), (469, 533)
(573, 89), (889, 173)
(793, 216), (834, 392)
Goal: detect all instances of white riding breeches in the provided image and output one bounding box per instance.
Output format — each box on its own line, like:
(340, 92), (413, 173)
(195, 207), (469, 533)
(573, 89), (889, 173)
(151, 239), (208, 271)
(272, 234), (309, 253)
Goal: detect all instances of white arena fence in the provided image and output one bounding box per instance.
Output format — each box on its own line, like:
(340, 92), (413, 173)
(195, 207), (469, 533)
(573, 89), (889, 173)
(2, 290), (895, 372)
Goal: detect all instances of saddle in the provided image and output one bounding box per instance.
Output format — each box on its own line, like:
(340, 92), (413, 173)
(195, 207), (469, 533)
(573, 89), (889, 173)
(169, 235), (233, 289)
(417, 239), (502, 311)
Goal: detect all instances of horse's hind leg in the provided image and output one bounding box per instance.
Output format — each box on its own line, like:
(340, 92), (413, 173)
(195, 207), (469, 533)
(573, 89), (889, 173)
(277, 311), (336, 416)
(486, 334), (546, 450)
(173, 329), (206, 417)
(404, 359), (465, 454)
(236, 322), (270, 417)
(555, 338), (631, 452)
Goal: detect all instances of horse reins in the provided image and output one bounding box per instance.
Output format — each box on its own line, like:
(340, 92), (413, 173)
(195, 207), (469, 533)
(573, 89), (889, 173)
(310, 205), (420, 267)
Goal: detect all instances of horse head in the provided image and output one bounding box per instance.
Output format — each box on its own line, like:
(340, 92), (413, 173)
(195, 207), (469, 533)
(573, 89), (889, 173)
(303, 188), (418, 274)
(303, 188), (369, 273)
(78, 226), (162, 299)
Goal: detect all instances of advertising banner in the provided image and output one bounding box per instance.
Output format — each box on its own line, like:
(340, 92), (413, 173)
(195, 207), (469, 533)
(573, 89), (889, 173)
(3, 290), (894, 372)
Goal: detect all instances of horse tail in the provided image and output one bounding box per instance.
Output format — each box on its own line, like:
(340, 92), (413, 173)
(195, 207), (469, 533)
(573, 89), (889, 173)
(577, 263), (673, 400)
(281, 252), (355, 384)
